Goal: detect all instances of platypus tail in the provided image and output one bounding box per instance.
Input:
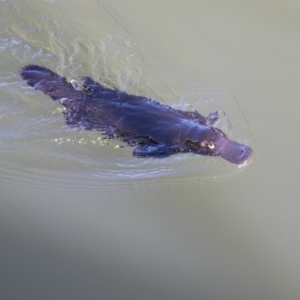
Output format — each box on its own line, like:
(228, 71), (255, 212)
(20, 65), (82, 101)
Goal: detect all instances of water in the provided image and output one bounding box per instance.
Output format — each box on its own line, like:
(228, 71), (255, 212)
(0, 0), (253, 190)
(1, 1), (300, 300)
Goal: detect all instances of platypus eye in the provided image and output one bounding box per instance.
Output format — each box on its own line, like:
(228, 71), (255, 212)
(201, 141), (215, 150)
(207, 141), (215, 149)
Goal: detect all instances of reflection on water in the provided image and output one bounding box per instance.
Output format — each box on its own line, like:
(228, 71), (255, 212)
(0, 0), (253, 193)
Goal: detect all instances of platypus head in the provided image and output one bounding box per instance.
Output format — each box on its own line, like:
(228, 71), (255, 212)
(214, 135), (252, 165)
(185, 127), (252, 165)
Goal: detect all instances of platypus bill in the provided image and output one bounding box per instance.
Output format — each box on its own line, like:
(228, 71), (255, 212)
(20, 65), (252, 165)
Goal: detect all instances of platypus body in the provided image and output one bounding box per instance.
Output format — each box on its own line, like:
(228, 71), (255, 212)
(20, 65), (252, 164)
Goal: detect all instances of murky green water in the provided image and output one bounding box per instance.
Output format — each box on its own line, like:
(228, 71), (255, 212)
(1, 1), (300, 300)
(0, 0), (254, 187)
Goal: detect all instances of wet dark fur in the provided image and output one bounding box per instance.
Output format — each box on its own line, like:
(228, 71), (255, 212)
(20, 65), (252, 164)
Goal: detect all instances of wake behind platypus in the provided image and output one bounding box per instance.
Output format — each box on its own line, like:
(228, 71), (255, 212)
(20, 65), (252, 164)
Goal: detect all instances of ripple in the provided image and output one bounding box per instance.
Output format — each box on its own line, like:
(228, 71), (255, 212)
(0, 1), (254, 195)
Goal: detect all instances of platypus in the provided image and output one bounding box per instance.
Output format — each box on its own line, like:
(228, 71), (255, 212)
(20, 65), (252, 164)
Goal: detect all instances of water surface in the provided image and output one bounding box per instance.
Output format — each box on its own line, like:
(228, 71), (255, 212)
(1, 1), (300, 300)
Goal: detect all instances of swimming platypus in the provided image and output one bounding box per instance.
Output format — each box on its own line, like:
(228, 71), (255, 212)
(20, 65), (252, 164)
